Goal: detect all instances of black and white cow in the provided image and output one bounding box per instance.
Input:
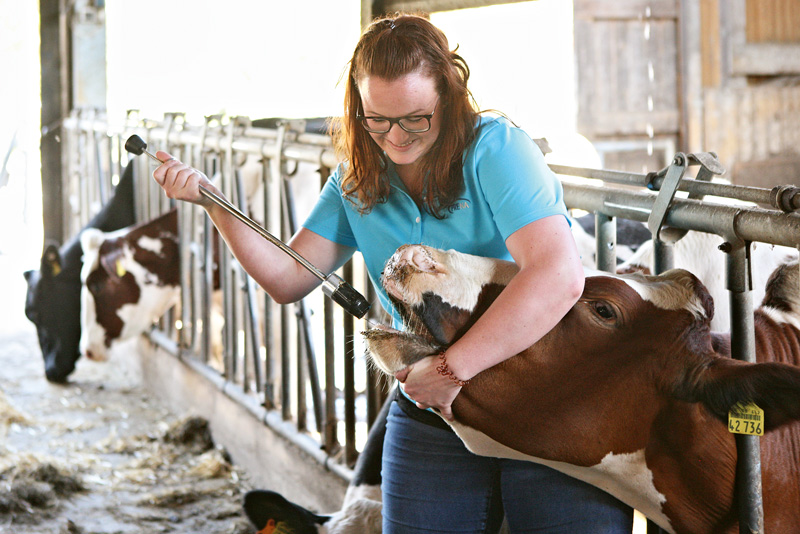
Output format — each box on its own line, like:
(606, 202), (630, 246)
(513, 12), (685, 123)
(24, 161), (137, 382)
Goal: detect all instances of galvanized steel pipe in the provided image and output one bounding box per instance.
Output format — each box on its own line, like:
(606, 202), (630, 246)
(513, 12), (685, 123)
(562, 182), (800, 247)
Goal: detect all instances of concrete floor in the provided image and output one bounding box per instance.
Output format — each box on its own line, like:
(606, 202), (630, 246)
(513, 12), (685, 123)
(0, 253), (346, 533)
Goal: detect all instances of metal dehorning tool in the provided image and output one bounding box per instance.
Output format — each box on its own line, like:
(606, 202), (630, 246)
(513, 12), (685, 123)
(124, 134), (371, 319)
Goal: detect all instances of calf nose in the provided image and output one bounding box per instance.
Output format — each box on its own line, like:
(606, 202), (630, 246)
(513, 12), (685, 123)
(394, 245), (437, 273)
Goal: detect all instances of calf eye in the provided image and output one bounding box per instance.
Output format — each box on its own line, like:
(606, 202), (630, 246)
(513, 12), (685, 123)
(592, 301), (615, 320)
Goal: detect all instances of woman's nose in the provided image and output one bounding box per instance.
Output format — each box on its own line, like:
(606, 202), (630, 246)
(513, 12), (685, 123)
(385, 123), (411, 142)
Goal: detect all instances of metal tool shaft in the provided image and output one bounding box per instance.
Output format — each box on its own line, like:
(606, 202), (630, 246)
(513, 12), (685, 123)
(197, 185), (326, 281)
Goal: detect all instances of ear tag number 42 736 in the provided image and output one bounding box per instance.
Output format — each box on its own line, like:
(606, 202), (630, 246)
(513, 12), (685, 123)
(728, 402), (764, 436)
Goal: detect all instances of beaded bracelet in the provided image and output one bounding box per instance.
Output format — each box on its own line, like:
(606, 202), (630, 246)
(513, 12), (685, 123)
(436, 351), (470, 387)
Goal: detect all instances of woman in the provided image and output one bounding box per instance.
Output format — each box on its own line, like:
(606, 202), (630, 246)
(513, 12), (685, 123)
(153, 13), (633, 534)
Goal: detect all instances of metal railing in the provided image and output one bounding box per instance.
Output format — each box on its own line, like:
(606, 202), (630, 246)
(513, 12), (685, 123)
(63, 110), (800, 534)
(62, 109), (389, 481)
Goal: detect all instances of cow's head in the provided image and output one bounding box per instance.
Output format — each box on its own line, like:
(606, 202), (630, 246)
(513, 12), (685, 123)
(79, 209), (180, 362)
(24, 242), (82, 383)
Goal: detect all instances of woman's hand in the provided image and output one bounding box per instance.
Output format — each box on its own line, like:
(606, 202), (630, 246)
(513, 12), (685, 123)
(395, 355), (463, 421)
(151, 151), (217, 208)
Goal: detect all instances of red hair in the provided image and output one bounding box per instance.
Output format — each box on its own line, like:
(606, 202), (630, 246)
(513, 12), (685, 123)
(331, 13), (479, 218)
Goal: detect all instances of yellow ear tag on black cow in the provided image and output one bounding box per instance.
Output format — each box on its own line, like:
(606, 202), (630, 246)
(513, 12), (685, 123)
(46, 254), (61, 276)
(115, 259), (127, 278)
(728, 402), (764, 436)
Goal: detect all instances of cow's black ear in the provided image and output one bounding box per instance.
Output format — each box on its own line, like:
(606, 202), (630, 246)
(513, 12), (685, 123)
(40, 244), (62, 278)
(23, 269), (33, 282)
(242, 490), (328, 534)
(699, 358), (800, 432)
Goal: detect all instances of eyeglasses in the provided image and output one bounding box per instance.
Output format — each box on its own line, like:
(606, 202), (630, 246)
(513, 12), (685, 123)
(356, 99), (438, 134)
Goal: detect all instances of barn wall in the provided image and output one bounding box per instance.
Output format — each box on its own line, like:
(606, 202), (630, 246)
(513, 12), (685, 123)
(698, 0), (800, 188)
(574, 0), (681, 173)
(703, 82), (800, 188)
(576, 0), (800, 187)
(745, 0), (800, 43)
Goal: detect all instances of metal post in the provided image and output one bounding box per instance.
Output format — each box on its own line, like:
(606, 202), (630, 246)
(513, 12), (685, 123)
(323, 293), (339, 454)
(653, 239), (675, 274)
(725, 240), (764, 534)
(261, 155), (276, 407)
(344, 259), (357, 467)
(282, 176), (324, 433)
(595, 212), (617, 272)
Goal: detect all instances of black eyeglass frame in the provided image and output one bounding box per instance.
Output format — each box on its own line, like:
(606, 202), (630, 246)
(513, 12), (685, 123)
(356, 99), (439, 134)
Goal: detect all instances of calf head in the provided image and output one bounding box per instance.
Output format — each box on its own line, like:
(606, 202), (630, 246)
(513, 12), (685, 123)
(365, 245), (800, 533)
(364, 244), (518, 375)
(24, 242), (82, 382)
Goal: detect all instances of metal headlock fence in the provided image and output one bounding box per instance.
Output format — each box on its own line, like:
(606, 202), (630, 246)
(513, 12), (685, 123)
(63, 108), (799, 534)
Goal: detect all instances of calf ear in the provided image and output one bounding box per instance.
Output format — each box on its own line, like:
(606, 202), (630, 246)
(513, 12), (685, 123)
(699, 358), (800, 431)
(40, 244), (62, 278)
(99, 247), (128, 281)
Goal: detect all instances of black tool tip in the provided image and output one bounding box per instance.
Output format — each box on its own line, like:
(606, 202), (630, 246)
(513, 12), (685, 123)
(124, 134), (147, 156)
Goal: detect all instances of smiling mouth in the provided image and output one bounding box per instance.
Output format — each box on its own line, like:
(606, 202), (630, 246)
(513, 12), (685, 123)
(388, 139), (414, 149)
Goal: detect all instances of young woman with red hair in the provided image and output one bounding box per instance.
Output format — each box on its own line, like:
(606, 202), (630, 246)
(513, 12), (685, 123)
(153, 13), (633, 533)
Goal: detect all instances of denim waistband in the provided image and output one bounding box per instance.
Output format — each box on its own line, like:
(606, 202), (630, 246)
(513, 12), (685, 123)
(393, 386), (453, 432)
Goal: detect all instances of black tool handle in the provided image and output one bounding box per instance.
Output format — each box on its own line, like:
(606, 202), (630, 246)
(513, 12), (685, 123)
(322, 273), (371, 319)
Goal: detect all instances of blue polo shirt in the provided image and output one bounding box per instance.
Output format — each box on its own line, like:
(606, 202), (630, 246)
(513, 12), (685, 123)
(303, 115), (568, 325)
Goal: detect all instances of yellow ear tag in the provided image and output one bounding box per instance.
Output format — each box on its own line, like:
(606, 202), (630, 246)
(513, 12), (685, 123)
(50, 262), (62, 277)
(258, 519), (295, 534)
(115, 259), (127, 278)
(256, 519), (276, 534)
(728, 401), (764, 436)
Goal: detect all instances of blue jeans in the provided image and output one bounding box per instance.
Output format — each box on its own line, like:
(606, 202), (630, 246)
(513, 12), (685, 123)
(382, 400), (634, 533)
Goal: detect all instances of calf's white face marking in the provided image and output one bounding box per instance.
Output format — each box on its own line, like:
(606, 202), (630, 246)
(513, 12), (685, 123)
(136, 235), (165, 256)
(382, 245), (518, 312)
(620, 269), (709, 320)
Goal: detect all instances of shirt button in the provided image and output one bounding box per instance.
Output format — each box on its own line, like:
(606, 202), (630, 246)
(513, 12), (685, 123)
(415, 217), (421, 223)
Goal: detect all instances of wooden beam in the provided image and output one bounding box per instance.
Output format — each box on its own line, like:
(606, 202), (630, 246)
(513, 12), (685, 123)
(371, 0), (532, 17)
(733, 43), (800, 75)
(573, 0), (678, 20)
(680, 0), (705, 153)
(700, 0), (721, 88)
(39, 0), (68, 244)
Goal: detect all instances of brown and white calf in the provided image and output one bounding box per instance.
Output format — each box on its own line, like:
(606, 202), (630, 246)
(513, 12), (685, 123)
(364, 244), (800, 534)
(79, 209), (181, 361)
